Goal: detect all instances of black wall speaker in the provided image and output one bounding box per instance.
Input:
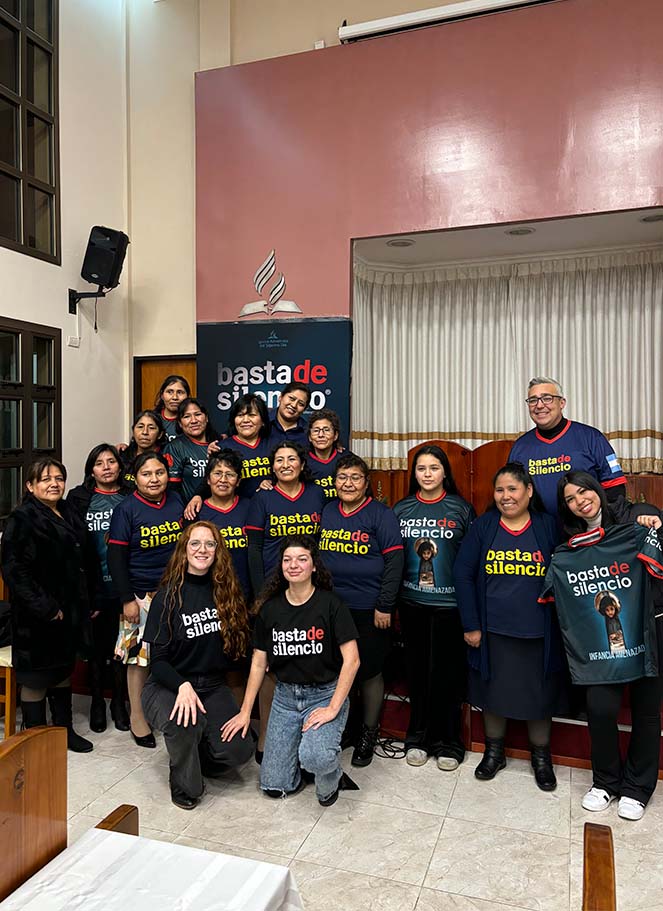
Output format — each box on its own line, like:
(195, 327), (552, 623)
(81, 226), (129, 289)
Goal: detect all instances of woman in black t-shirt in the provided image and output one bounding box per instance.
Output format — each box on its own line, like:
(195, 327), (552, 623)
(141, 521), (253, 809)
(222, 535), (360, 807)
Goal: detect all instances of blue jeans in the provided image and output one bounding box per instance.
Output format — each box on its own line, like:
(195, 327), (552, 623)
(260, 679), (348, 802)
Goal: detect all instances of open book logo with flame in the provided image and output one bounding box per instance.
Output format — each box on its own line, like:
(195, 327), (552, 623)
(238, 250), (302, 318)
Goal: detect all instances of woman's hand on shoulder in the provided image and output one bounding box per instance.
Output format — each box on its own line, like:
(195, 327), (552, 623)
(122, 600), (140, 624)
(207, 440), (221, 457)
(464, 630), (481, 648)
(258, 479), (274, 492)
(302, 705), (337, 731)
(636, 514), (662, 530)
(170, 682), (206, 728)
(184, 496), (202, 521)
(220, 709), (252, 742)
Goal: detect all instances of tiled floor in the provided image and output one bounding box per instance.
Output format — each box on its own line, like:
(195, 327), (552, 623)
(26, 698), (663, 911)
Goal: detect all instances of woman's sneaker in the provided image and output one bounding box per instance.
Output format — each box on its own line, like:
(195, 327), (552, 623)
(581, 787), (616, 812)
(618, 796), (645, 821)
(406, 748), (428, 767)
(436, 756), (459, 771)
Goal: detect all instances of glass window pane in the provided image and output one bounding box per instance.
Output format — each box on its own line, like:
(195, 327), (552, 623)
(0, 97), (18, 167)
(0, 399), (21, 448)
(0, 21), (18, 93)
(0, 466), (22, 523)
(26, 112), (51, 183)
(0, 332), (20, 382)
(26, 0), (52, 42)
(26, 40), (51, 113)
(32, 336), (52, 384)
(33, 400), (52, 448)
(25, 185), (53, 254)
(0, 171), (19, 242)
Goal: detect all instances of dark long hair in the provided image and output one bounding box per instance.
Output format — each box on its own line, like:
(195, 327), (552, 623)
(227, 393), (270, 440)
(205, 448), (244, 481)
(490, 461), (546, 514)
(83, 443), (126, 491)
(133, 450), (170, 479)
(269, 440), (313, 484)
(154, 375), (191, 413)
(176, 397), (218, 443)
(158, 521), (249, 660)
(557, 470), (611, 536)
(24, 457), (67, 503)
(124, 410), (166, 463)
(408, 445), (458, 496)
(255, 534), (334, 611)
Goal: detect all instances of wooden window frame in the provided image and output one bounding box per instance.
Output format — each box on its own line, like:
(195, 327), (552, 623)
(0, 0), (61, 264)
(0, 315), (62, 524)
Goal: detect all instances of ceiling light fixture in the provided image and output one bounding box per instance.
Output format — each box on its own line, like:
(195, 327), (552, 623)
(505, 226), (535, 236)
(386, 238), (416, 247)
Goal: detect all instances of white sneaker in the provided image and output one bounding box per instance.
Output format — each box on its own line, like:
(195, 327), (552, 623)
(436, 756), (459, 771)
(618, 796), (645, 821)
(406, 748), (428, 767)
(582, 787), (616, 812)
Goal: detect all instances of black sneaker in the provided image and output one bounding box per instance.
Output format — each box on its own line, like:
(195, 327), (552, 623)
(318, 772), (359, 806)
(351, 725), (379, 767)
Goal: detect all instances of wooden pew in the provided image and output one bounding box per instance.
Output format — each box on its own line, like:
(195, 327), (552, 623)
(96, 803), (139, 836)
(0, 726), (67, 902)
(582, 822), (616, 911)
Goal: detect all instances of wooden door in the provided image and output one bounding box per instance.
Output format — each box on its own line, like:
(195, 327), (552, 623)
(133, 356), (197, 416)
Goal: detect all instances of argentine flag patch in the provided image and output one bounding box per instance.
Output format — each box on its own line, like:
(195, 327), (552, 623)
(606, 453), (622, 474)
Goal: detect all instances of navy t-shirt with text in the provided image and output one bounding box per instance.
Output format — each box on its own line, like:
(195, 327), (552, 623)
(219, 436), (272, 498)
(484, 519), (549, 637)
(319, 497), (403, 612)
(509, 420), (626, 516)
(108, 490), (183, 593)
(198, 496), (251, 599)
(308, 449), (346, 502)
(246, 483), (325, 578)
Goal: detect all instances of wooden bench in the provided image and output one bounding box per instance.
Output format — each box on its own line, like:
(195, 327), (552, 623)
(582, 822), (616, 911)
(0, 726), (138, 901)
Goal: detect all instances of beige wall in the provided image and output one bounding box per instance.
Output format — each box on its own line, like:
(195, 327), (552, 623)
(0, 0), (129, 474)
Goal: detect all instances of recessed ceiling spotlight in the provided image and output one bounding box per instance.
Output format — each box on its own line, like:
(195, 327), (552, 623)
(505, 226), (535, 236)
(386, 237), (416, 247)
(640, 212), (663, 223)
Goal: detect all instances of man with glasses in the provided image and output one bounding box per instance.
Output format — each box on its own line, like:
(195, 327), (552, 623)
(509, 377), (626, 517)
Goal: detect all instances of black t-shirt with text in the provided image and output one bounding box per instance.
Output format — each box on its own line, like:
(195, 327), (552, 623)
(253, 588), (358, 684)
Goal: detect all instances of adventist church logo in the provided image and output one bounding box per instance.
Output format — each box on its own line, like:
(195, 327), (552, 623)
(239, 249), (302, 318)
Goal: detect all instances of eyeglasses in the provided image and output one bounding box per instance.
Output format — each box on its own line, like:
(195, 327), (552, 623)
(310, 427), (334, 436)
(525, 394), (563, 407)
(336, 474), (366, 485)
(188, 540), (217, 551)
(210, 471), (238, 481)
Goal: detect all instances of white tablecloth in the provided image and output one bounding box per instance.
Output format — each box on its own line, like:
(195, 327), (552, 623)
(1, 828), (304, 910)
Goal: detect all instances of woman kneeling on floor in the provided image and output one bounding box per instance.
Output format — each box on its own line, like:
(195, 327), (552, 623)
(222, 535), (360, 807)
(141, 521), (254, 809)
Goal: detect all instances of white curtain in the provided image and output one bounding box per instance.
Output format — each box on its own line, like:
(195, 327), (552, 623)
(352, 248), (663, 472)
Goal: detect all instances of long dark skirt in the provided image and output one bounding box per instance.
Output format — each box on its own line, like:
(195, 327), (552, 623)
(468, 632), (567, 720)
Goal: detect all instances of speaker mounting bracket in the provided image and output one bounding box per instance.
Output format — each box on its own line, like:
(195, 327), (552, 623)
(68, 287), (106, 315)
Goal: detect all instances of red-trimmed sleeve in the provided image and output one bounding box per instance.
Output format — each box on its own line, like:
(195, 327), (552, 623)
(246, 492), (267, 533)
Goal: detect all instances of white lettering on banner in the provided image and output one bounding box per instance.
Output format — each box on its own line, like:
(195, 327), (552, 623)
(216, 360), (330, 411)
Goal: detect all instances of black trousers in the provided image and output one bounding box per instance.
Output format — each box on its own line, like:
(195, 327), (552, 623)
(399, 603), (467, 761)
(586, 674), (662, 805)
(142, 675), (254, 799)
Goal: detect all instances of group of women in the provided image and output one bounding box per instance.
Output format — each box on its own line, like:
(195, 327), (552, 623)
(2, 373), (662, 821)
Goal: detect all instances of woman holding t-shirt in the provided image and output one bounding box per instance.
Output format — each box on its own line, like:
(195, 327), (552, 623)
(393, 445), (475, 771)
(67, 444), (131, 733)
(222, 535), (360, 806)
(454, 462), (563, 791)
(319, 453), (404, 768)
(142, 521), (253, 809)
(108, 452), (183, 747)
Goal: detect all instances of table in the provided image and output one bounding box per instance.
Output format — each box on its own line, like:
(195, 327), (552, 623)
(0, 827), (304, 910)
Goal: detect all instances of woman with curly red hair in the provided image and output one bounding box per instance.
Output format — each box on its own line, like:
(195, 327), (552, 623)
(141, 520), (253, 809)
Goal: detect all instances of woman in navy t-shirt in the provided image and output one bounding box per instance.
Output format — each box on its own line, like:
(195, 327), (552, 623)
(153, 374), (191, 442)
(319, 454), (404, 768)
(164, 398), (218, 505)
(454, 462), (562, 791)
(108, 452), (183, 748)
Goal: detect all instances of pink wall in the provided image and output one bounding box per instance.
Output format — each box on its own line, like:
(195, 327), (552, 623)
(195, 0), (663, 323)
